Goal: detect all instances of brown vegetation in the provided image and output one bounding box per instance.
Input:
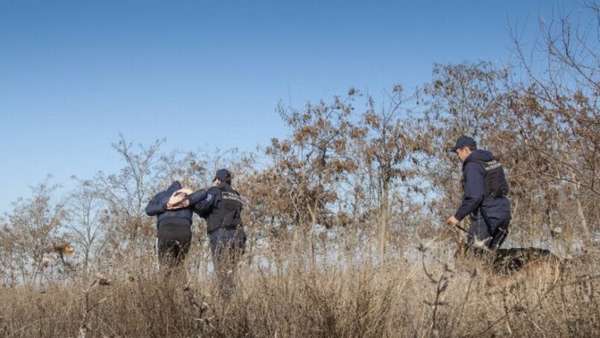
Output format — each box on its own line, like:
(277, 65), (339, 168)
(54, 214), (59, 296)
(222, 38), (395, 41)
(1, 242), (599, 337)
(2, 3), (600, 337)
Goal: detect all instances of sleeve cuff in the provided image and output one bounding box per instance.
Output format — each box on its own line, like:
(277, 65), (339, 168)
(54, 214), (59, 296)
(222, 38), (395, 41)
(454, 212), (466, 221)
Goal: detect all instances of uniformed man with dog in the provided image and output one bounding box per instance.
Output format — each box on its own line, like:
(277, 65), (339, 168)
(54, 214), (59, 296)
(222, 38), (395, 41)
(446, 136), (512, 251)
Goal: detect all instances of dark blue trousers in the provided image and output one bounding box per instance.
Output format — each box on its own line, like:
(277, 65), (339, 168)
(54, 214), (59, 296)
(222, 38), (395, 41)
(208, 227), (246, 298)
(467, 212), (510, 250)
(157, 223), (192, 268)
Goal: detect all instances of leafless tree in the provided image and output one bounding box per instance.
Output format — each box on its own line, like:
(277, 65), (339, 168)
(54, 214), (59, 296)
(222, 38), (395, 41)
(66, 178), (109, 275)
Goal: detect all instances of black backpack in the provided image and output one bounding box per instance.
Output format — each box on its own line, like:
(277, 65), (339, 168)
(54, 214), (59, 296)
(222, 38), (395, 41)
(477, 159), (509, 198)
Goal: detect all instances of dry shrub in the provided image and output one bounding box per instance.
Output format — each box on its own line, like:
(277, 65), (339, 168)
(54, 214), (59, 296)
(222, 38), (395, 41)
(1, 239), (600, 338)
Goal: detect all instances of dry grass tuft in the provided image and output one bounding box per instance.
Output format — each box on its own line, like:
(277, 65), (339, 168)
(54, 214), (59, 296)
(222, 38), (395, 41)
(1, 240), (600, 338)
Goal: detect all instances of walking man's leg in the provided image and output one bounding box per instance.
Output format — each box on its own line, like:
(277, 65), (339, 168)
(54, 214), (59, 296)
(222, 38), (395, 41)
(209, 228), (246, 300)
(488, 218), (510, 250)
(157, 225), (192, 281)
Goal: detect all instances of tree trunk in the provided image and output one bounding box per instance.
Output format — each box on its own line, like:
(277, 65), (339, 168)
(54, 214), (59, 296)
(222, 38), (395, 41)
(572, 175), (592, 248)
(575, 194), (591, 244)
(378, 181), (390, 261)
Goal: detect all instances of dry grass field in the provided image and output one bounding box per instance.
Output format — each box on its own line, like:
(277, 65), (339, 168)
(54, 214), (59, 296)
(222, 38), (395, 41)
(1, 238), (598, 338)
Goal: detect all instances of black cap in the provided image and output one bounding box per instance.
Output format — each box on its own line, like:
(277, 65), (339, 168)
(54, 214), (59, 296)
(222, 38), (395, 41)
(214, 169), (232, 184)
(450, 136), (477, 152)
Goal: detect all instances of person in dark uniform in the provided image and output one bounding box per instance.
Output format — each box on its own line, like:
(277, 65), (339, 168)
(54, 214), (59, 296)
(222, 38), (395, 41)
(192, 169), (246, 299)
(446, 136), (512, 251)
(145, 181), (206, 269)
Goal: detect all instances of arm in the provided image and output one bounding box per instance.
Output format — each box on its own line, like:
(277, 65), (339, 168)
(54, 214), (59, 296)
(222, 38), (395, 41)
(166, 189), (209, 210)
(193, 190), (218, 216)
(454, 162), (486, 221)
(187, 189), (208, 206)
(145, 191), (170, 216)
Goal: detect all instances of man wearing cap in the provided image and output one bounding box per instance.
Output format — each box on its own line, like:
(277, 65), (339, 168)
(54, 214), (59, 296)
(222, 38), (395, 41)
(192, 169), (246, 298)
(446, 136), (511, 251)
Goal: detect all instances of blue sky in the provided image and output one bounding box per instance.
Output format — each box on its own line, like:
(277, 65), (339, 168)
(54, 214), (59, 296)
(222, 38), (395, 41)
(0, 0), (577, 211)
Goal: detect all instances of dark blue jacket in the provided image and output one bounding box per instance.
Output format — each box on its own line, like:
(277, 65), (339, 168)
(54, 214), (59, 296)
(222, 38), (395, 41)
(145, 181), (207, 228)
(455, 150), (511, 225)
(192, 183), (243, 233)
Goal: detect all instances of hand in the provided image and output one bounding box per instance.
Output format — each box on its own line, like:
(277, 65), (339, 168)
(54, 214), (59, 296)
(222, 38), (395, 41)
(178, 188), (193, 195)
(167, 199), (190, 210)
(446, 216), (459, 226)
(166, 189), (191, 210)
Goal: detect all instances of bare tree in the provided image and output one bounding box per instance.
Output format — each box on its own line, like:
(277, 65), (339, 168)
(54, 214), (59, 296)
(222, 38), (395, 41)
(66, 178), (109, 275)
(0, 181), (67, 284)
(92, 135), (163, 258)
(353, 86), (424, 258)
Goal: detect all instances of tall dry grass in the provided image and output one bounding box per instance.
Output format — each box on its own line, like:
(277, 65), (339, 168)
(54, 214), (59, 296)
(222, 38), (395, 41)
(0, 237), (599, 338)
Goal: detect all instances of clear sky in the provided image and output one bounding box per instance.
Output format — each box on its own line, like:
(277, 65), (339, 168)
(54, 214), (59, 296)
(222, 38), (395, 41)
(0, 0), (577, 212)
